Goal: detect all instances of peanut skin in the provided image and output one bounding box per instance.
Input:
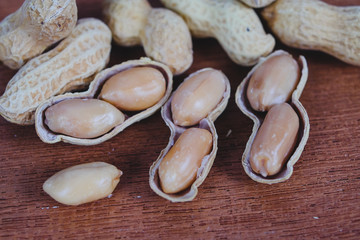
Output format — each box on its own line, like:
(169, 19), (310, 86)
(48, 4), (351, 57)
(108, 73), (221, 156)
(262, 0), (360, 66)
(0, 0), (77, 69)
(249, 103), (299, 177)
(103, 0), (193, 75)
(161, 0), (275, 66)
(159, 128), (213, 194)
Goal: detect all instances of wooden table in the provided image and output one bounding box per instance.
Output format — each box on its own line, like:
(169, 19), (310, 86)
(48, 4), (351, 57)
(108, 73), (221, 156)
(1, 0), (359, 239)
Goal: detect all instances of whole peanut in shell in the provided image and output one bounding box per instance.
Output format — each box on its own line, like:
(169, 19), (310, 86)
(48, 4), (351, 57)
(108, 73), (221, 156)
(0, 0), (77, 69)
(161, 0), (275, 66)
(0, 18), (112, 125)
(103, 0), (193, 75)
(262, 0), (360, 66)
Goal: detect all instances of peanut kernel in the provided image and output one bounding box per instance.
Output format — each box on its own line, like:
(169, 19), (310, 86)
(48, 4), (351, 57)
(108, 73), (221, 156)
(43, 162), (122, 206)
(45, 99), (125, 138)
(99, 67), (166, 111)
(159, 128), (213, 194)
(171, 69), (225, 126)
(249, 103), (299, 177)
(247, 54), (299, 111)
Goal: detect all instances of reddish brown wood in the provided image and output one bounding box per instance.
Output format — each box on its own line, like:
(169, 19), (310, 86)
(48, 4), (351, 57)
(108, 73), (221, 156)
(0, 0), (359, 239)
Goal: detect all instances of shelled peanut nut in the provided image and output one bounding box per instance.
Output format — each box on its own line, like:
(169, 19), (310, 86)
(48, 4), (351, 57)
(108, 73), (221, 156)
(235, 50), (310, 184)
(159, 128), (213, 194)
(161, 0), (275, 66)
(149, 68), (231, 202)
(249, 103), (299, 177)
(43, 162), (122, 206)
(0, 0), (78, 69)
(171, 69), (226, 126)
(35, 58), (173, 146)
(0, 18), (112, 125)
(103, 0), (193, 75)
(99, 67), (166, 111)
(247, 53), (300, 112)
(45, 99), (125, 139)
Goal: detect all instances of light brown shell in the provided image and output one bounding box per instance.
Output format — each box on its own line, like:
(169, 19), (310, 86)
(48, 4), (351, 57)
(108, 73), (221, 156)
(0, 18), (112, 125)
(261, 0), (360, 66)
(0, 0), (78, 69)
(235, 50), (310, 184)
(103, 0), (193, 75)
(239, 0), (276, 8)
(149, 68), (231, 202)
(35, 58), (173, 146)
(160, 0), (275, 66)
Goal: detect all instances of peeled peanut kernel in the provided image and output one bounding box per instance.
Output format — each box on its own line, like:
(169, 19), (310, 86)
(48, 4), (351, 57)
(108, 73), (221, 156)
(247, 54), (300, 112)
(250, 103), (299, 177)
(43, 162), (122, 206)
(159, 128), (213, 194)
(99, 67), (166, 111)
(171, 69), (226, 126)
(45, 99), (125, 139)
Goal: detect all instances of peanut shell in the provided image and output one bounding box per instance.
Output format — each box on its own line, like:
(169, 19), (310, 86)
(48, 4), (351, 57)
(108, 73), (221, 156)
(35, 58), (173, 146)
(239, 0), (276, 8)
(0, 18), (112, 125)
(261, 0), (360, 66)
(235, 50), (310, 184)
(149, 68), (231, 202)
(0, 0), (78, 69)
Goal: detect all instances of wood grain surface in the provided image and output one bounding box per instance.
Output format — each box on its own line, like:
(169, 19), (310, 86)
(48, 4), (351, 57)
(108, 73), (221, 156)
(1, 0), (359, 239)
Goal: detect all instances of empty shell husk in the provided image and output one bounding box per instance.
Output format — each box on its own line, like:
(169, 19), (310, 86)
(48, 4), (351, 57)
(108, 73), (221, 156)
(149, 68), (231, 202)
(235, 50), (310, 184)
(35, 57), (173, 145)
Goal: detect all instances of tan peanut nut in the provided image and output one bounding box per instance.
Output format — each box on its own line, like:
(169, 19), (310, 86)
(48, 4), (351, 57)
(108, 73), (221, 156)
(262, 0), (360, 66)
(161, 0), (275, 66)
(159, 128), (213, 194)
(171, 69), (226, 127)
(45, 99), (125, 139)
(99, 66), (166, 111)
(239, 0), (276, 8)
(43, 162), (122, 206)
(249, 103), (299, 177)
(247, 53), (300, 112)
(0, 0), (77, 69)
(0, 18), (112, 125)
(103, 0), (193, 75)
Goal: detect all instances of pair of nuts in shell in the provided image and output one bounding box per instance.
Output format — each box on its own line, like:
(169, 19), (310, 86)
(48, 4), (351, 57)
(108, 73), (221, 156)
(36, 58), (173, 145)
(236, 50), (310, 184)
(150, 68), (231, 202)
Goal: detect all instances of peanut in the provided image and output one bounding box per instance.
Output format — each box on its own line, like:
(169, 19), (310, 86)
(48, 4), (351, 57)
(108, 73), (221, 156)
(247, 53), (299, 112)
(161, 0), (275, 66)
(99, 67), (166, 111)
(239, 0), (276, 8)
(103, 0), (193, 75)
(45, 99), (125, 139)
(171, 69), (226, 126)
(249, 103), (299, 177)
(43, 162), (122, 206)
(0, 0), (77, 69)
(0, 18), (112, 125)
(159, 128), (213, 194)
(262, 0), (360, 66)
